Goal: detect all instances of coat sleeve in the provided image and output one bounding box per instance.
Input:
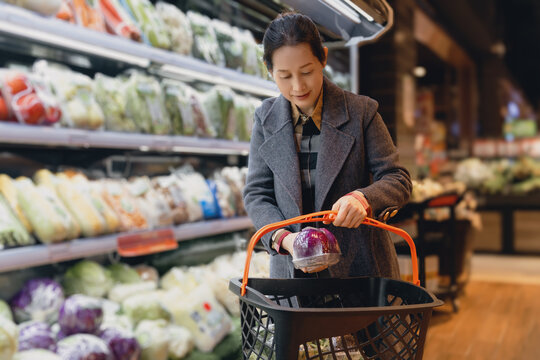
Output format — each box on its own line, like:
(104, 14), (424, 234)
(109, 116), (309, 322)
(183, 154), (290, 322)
(243, 110), (289, 254)
(357, 98), (412, 220)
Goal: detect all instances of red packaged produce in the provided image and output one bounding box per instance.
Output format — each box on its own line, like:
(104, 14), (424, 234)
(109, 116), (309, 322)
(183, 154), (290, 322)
(12, 92), (46, 125)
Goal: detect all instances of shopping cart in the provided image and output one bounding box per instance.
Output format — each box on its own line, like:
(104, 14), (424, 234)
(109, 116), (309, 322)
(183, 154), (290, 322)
(229, 211), (443, 360)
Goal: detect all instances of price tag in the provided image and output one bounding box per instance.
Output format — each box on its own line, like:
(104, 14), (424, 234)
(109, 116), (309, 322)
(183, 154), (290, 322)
(48, 242), (72, 262)
(117, 229), (177, 257)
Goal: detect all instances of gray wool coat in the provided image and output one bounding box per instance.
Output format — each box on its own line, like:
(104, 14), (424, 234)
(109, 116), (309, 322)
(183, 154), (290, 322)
(243, 77), (412, 280)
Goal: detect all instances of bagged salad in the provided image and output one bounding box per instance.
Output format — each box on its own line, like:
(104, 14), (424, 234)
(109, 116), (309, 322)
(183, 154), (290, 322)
(187, 11), (225, 67)
(155, 2), (193, 55)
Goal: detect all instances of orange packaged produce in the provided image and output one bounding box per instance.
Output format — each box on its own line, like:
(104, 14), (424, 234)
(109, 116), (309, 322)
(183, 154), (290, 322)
(100, 179), (148, 232)
(71, 0), (106, 32)
(98, 0), (141, 41)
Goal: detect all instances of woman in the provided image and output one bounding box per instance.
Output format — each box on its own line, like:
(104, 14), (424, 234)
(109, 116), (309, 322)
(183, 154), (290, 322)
(243, 12), (412, 280)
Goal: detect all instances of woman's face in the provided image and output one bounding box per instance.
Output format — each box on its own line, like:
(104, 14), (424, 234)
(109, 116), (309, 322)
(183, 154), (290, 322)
(271, 43), (328, 115)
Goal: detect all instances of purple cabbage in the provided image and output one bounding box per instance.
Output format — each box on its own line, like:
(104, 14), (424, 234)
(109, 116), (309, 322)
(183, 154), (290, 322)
(292, 227), (341, 271)
(57, 334), (112, 360)
(18, 321), (57, 352)
(99, 327), (141, 360)
(10, 278), (64, 324)
(58, 295), (103, 336)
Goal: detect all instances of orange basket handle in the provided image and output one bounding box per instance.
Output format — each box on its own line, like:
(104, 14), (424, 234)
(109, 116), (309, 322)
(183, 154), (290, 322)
(241, 210), (419, 296)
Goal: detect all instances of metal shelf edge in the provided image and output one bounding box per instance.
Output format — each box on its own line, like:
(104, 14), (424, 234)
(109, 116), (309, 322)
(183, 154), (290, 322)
(0, 217), (253, 273)
(0, 123), (250, 154)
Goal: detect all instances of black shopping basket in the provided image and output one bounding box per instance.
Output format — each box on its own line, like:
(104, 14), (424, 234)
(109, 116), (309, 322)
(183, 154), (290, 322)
(229, 211), (443, 360)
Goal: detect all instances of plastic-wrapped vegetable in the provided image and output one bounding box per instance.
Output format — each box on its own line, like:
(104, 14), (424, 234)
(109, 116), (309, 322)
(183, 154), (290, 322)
(155, 2), (192, 55)
(0, 175), (32, 233)
(122, 293), (170, 325)
(57, 334), (112, 360)
(124, 71), (171, 135)
(10, 278), (64, 324)
(18, 321), (57, 352)
(3, 0), (62, 15)
(187, 11), (225, 67)
(99, 327), (141, 360)
(108, 281), (156, 304)
(98, 0), (142, 41)
(35, 170), (107, 238)
(14, 349), (62, 360)
(173, 169), (220, 220)
(37, 183), (81, 240)
(167, 325), (194, 360)
(71, 0), (107, 32)
(93, 74), (137, 133)
(162, 79), (194, 136)
(0, 193), (33, 248)
(108, 263), (141, 284)
(0, 301), (12, 322)
(33, 61), (105, 130)
(212, 19), (243, 71)
(127, 177), (174, 228)
(203, 85), (236, 140)
(239, 29), (260, 76)
(62, 260), (114, 298)
(292, 227), (341, 272)
(0, 317), (18, 360)
(122, 0), (171, 49)
(134, 319), (169, 360)
(15, 177), (69, 243)
(151, 176), (190, 224)
(100, 180), (148, 232)
(58, 295), (103, 336)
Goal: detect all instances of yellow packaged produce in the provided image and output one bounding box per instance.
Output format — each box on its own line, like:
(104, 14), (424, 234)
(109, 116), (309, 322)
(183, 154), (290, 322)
(0, 174), (33, 233)
(68, 174), (120, 234)
(36, 170), (107, 237)
(15, 177), (68, 243)
(37, 184), (81, 240)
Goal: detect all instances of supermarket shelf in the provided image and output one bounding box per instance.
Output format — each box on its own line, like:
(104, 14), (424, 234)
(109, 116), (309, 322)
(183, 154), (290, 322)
(0, 217), (253, 273)
(0, 3), (279, 98)
(0, 123), (250, 155)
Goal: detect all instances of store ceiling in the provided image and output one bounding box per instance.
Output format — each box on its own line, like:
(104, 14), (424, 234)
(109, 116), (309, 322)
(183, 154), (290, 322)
(424, 0), (540, 110)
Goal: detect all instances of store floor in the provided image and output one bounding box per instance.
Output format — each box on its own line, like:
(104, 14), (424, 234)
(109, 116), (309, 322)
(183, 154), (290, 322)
(423, 254), (540, 360)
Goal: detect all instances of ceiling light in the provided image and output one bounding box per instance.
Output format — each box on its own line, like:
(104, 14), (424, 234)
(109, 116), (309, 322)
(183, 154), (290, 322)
(413, 66), (426, 78)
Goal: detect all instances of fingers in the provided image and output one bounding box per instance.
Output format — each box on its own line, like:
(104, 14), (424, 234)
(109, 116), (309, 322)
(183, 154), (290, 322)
(323, 201), (341, 224)
(301, 265), (328, 273)
(332, 196), (366, 228)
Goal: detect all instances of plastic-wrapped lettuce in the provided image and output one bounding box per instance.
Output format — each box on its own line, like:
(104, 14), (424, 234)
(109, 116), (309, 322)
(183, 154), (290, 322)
(239, 29), (261, 76)
(14, 349), (62, 360)
(108, 263), (141, 284)
(187, 11), (225, 67)
(124, 71), (171, 135)
(134, 319), (169, 360)
(57, 334), (112, 360)
(18, 321), (57, 352)
(0, 301), (12, 322)
(0, 317), (17, 360)
(162, 79), (193, 135)
(122, 0), (171, 49)
(62, 260), (114, 298)
(212, 19), (243, 71)
(58, 295), (103, 336)
(93, 74), (137, 133)
(122, 293), (170, 326)
(203, 85), (236, 140)
(10, 278), (64, 324)
(155, 2), (193, 55)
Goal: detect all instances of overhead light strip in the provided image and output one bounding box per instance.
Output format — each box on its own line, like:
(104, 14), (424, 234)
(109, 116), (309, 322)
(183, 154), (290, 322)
(321, 0), (361, 24)
(0, 21), (150, 68)
(342, 0), (375, 22)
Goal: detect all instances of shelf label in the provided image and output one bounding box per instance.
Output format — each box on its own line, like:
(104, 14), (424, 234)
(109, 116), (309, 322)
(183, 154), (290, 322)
(117, 228), (177, 257)
(48, 242), (72, 262)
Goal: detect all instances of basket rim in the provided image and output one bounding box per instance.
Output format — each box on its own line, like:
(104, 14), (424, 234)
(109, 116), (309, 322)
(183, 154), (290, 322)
(229, 277), (444, 313)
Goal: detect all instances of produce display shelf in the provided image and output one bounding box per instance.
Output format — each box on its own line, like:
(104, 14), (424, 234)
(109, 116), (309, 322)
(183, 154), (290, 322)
(0, 3), (279, 98)
(0, 123), (250, 155)
(0, 216), (253, 273)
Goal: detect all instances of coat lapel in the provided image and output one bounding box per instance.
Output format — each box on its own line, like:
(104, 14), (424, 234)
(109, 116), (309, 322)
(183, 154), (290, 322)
(315, 79), (355, 211)
(258, 95), (302, 214)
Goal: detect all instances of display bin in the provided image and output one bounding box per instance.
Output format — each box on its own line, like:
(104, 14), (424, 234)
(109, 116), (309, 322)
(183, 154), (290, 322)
(230, 211), (443, 359)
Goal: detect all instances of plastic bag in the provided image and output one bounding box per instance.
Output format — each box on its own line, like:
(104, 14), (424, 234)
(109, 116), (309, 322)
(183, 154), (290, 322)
(203, 85), (236, 140)
(155, 2), (192, 55)
(212, 19), (243, 71)
(187, 11), (225, 67)
(122, 0), (171, 49)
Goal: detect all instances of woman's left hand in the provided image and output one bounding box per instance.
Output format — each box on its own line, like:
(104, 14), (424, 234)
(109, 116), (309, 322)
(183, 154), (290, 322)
(324, 191), (369, 228)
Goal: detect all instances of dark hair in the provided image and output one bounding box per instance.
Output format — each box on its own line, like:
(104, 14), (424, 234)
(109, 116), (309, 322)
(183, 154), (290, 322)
(263, 12), (325, 71)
